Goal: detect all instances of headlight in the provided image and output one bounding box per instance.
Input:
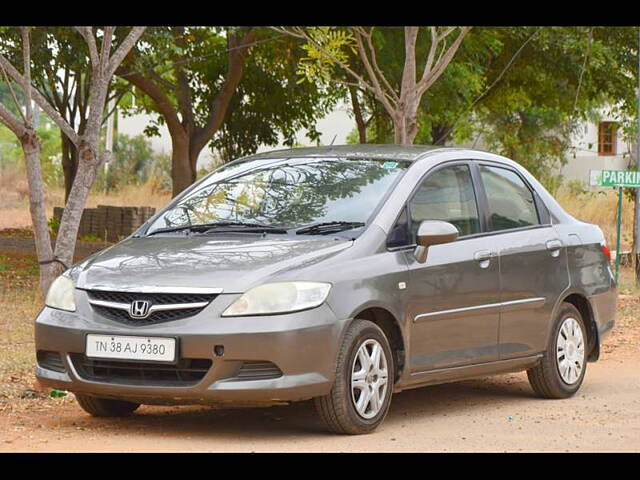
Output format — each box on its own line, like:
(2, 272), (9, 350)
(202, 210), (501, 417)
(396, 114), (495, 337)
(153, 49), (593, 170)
(45, 273), (76, 312)
(222, 282), (331, 317)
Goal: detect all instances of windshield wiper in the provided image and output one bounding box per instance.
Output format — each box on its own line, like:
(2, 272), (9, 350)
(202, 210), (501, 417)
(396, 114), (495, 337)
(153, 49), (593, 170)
(295, 221), (365, 235)
(199, 221), (288, 234)
(147, 221), (287, 236)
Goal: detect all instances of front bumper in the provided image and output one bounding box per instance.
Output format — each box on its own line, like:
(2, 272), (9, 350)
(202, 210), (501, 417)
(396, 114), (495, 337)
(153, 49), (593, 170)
(35, 290), (347, 405)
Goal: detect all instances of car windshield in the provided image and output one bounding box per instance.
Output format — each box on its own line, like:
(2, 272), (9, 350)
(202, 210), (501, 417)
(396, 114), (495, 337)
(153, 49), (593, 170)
(145, 157), (410, 235)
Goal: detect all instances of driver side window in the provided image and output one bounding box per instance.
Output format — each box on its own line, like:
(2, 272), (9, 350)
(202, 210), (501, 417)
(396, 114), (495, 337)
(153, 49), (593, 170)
(408, 164), (480, 242)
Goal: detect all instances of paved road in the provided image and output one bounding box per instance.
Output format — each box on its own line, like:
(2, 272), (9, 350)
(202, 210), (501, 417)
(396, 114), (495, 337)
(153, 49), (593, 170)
(2, 351), (639, 452)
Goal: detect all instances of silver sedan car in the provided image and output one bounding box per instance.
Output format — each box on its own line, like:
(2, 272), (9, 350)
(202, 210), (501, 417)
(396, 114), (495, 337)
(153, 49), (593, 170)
(35, 145), (616, 434)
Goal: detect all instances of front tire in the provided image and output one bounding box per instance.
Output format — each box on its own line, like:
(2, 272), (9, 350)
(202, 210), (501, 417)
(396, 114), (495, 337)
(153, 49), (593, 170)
(315, 319), (394, 434)
(527, 303), (588, 399)
(75, 394), (140, 417)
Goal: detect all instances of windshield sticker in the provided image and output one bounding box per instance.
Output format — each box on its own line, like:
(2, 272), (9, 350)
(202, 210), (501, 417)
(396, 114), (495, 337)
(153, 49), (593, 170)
(382, 162), (398, 169)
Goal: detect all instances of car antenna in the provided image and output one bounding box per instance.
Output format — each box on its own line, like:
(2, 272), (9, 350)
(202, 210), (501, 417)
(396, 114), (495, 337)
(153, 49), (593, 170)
(329, 134), (337, 146)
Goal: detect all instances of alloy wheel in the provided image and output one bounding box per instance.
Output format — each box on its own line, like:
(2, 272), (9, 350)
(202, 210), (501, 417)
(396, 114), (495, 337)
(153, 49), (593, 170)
(350, 339), (389, 419)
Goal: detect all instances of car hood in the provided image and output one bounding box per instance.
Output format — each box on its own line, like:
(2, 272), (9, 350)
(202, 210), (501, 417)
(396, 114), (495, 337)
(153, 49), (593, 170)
(75, 234), (352, 294)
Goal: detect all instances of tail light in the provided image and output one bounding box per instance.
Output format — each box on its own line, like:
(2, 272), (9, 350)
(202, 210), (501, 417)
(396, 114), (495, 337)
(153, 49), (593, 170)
(601, 241), (611, 263)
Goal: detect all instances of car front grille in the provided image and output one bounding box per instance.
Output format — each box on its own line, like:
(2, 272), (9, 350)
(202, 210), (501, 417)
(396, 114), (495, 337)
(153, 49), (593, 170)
(85, 290), (217, 326)
(70, 354), (212, 387)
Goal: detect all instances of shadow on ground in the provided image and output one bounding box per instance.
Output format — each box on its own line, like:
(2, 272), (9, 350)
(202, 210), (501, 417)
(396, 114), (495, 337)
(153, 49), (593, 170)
(48, 373), (541, 440)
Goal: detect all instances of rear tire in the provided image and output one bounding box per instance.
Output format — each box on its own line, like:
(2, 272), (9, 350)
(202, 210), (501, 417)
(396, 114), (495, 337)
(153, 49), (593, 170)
(527, 303), (587, 399)
(315, 319), (395, 435)
(75, 394), (140, 417)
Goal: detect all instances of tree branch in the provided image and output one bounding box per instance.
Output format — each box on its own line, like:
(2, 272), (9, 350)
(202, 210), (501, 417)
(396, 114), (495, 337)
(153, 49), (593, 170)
(107, 26), (146, 77)
(192, 27), (258, 155)
(353, 27), (399, 103)
(278, 27), (382, 102)
(0, 52), (79, 144)
(433, 27), (541, 144)
(75, 27), (99, 69)
(170, 26), (194, 129)
(100, 27), (115, 73)
(115, 63), (183, 137)
(0, 101), (27, 137)
(400, 27), (419, 102)
(0, 63), (27, 124)
(21, 27), (33, 126)
(350, 28), (397, 117)
(417, 26), (471, 96)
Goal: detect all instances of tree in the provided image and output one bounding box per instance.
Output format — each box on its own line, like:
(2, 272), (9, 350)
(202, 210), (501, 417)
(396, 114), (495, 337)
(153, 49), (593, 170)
(448, 27), (638, 183)
(0, 26), (145, 294)
(116, 27), (258, 197)
(0, 28), (132, 200)
(342, 27), (494, 146)
(339, 27), (638, 189)
(276, 26), (471, 144)
(117, 27), (338, 197)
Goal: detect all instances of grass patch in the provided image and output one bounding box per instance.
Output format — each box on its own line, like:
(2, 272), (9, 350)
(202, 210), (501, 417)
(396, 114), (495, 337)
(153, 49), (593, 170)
(0, 255), (41, 403)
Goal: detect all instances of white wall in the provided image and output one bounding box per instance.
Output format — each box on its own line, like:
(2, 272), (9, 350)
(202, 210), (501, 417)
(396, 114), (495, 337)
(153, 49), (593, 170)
(561, 118), (634, 185)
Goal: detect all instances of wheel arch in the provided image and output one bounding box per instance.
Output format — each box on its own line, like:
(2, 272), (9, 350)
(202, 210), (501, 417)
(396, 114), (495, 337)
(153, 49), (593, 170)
(556, 292), (600, 362)
(351, 306), (407, 382)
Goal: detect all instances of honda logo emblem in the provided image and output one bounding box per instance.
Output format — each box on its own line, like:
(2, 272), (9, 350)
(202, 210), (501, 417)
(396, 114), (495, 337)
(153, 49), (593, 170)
(130, 299), (151, 319)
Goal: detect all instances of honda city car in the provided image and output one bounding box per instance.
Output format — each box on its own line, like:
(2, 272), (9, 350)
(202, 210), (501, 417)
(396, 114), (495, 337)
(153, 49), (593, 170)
(35, 145), (616, 434)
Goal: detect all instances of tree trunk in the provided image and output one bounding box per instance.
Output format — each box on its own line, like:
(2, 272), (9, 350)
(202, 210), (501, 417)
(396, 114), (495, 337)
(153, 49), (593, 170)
(349, 86), (367, 144)
(189, 147), (199, 184)
(61, 132), (78, 202)
(53, 143), (102, 269)
(393, 113), (410, 145)
(431, 124), (452, 145)
(170, 134), (196, 197)
(20, 131), (58, 295)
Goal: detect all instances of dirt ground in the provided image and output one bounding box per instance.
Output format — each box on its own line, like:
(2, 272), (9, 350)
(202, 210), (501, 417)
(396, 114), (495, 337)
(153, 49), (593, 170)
(1, 243), (638, 452)
(2, 306), (639, 453)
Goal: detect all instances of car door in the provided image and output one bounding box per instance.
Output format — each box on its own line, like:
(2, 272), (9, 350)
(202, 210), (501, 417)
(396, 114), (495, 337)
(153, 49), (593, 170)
(475, 163), (570, 360)
(399, 162), (501, 373)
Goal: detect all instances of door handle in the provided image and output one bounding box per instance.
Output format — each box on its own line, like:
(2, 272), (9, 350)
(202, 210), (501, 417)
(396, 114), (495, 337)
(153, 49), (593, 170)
(474, 250), (494, 268)
(474, 250), (492, 261)
(546, 239), (562, 257)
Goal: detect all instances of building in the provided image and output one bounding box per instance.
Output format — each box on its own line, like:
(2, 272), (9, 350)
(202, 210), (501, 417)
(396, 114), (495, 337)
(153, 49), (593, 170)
(561, 117), (635, 186)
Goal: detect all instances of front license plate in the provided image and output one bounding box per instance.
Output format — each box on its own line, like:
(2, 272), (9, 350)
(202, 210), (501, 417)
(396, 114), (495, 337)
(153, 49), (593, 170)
(86, 334), (176, 363)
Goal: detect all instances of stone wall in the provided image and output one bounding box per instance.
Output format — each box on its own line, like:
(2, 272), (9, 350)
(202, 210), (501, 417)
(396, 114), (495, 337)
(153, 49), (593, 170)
(53, 205), (156, 242)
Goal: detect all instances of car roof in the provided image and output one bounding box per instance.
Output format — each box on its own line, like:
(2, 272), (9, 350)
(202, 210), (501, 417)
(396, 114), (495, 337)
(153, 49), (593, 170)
(238, 144), (575, 226)
(239, 144), (465, 162)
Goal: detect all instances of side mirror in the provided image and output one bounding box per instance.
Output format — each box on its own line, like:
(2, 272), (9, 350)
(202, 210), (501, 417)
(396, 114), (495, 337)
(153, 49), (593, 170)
(414, 220), (459, 263)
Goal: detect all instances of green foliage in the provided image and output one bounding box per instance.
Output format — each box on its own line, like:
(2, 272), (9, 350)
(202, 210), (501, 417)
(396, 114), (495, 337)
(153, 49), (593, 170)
(78, 233), (103, 243)
(540, 174), (564, 197)
(297, 28), (357, 84)
(47, 215), (60, 236)
(460, 27), (638, 176)
(565, 179), (588, 197)
(306, 27), (638, 184)
(148, 152), (172, 193)
(0, 120), (64, 188)
(213, 34), (339, 161)
(94, 134), (156, 192)
(120, 27), (340, 165)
